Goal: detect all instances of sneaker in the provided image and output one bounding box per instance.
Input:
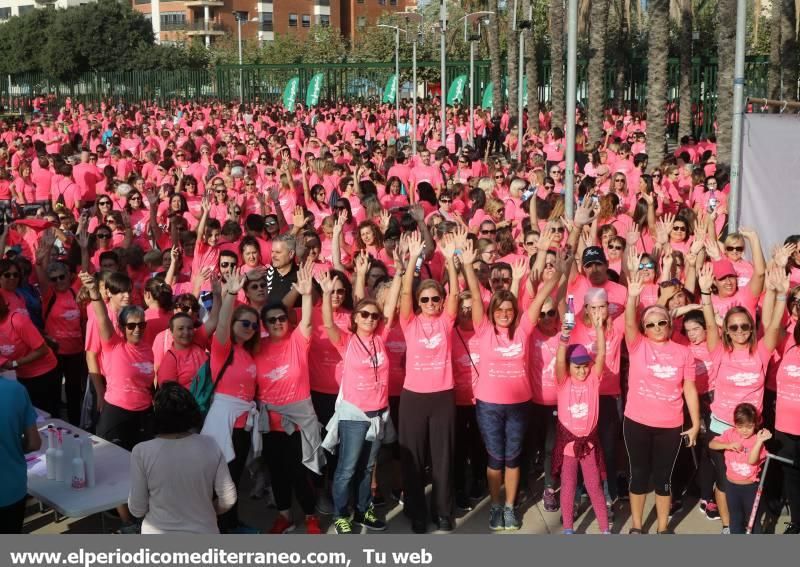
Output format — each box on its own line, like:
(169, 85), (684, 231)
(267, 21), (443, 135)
(543, 487), (559, 512)
(436, 516), (454, 532)
(489, 504), (504, 531)
(114, 521), (141, 534)
(372, 491), (387, 508)
(503, 505), (521, 531)
(304, 515), (322, 535)
(602, 530), (612, 534)
(562, 528), (575, 534)
(391, 489), (404, 506)
(784, 522), (800, 534)
(268, 515), (296, 534)
(333, 517), (353, 535)
(668, 498), (683, 518)
(456, 491), (473, 511)
(704, 502), (720, 520)
(354, 506), (387, 531)
(606, 501), (615, 526)
(721, 526), (731, 535)
(699, 498), (709, 512)
(315, 492), (334, 516)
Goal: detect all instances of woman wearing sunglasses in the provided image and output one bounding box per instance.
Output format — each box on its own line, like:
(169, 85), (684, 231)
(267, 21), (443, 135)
(255, 262), (323, 535)
(623, 270), (701, 534)
(200, 271), (261, 534)
(698, 264), (785, 534)
(624, 247), (660, 308)
(0, 258), (28, 317)
(317, 268), (399, 535)
(719, 233), (753, 289)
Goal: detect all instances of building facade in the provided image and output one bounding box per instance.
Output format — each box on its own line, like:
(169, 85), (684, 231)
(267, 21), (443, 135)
(0, 0), (88, 22)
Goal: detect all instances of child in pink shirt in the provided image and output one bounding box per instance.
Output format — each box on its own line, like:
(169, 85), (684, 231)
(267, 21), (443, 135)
(554, 313), (609, 534)
(709, 403), (771, 533)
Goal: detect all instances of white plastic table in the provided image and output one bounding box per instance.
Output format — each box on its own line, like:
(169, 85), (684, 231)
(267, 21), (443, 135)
(26, 419), (131, 519)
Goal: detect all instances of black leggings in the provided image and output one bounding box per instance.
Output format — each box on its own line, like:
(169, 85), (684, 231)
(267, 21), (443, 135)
(96, 402), (153, 451)
(311, 391), (338, 486)
(0, 497), (26, 534)
(263, 431), (317, 515)
(454, 404), (486, 495)
(219, 428), (251, 530)
(20, 367), (61, 420)
(59, 352), (87, 426)
(725, 480), (759, 534)
(623, 417), (682, 496)
(598, 395), (621, 500)
(528, 403), (557, 488)
(775, 429), (800, 524)
(399, 388), (455, 522)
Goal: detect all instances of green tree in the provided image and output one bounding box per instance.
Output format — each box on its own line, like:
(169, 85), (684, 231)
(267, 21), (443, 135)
(0, 8), (56, 75)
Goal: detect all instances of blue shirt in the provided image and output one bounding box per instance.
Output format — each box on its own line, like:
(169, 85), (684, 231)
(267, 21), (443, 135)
(0, 378), (37, 507)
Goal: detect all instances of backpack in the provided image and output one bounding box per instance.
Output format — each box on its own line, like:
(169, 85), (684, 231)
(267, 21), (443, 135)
(186, 344), (234, 416)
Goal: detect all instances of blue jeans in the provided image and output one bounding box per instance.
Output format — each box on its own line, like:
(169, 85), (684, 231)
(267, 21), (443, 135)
(332, 420), (382, 517)
(475, 400), (530, 470)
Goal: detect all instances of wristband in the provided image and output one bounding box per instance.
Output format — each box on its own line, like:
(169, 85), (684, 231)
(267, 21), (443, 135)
(700, 291), (711, 295)
(777, 294), (787, 302)
(559, 334), (570, 343)
(90, 296), (102, 302)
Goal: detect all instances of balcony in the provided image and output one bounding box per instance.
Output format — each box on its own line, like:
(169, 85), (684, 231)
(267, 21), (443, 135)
(161, 22), (189, 31)
(185, 21), (228, 35)
(185, 0), (225, 6)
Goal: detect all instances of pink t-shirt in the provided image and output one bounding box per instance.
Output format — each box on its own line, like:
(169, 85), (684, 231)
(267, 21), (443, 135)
(474, 315), (535, 404)
(255, 328), (311, 432)
(775, 344), (800, 435)
(558, 370), (602, 456)
(156, 344), (207, 389)
(568, 276), (627, 320)
(451, 327), (480, 406)
(0, 313), (58, 379)
(711, 285), (759, 319)
(569, 316), (625, 396)
(210, 336), (258, 429)
(100, 335), (155, 412)
(710, 341), (770, 425)
(717, 427), (767, 484)
(528, 327), (560, 405)
(624, 335), (696, 428)
(42, 288), (84, 355)
(309, 308), (351, 394)
(332, 329), (391, 412)
(400, 312), (455, 393)
(384, 323), (407, 397)
(688, 341), (714, 395)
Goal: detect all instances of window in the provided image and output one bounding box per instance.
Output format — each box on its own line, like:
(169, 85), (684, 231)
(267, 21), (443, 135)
(288, 13), (297, 27)
(390, 0), (397, 4)
(378, 0), (386, 5)
(316, 0), (330, 5)
(356, 16), (367, 28)
(357, 0), (364, 3)
(134, 0), (151, 4)
(17, 5), (34, 15)
(260, 12), (273, 32)
(318, 14), (330, 27)
(0, 7), (10, 19)
(160, 12), (186, 30)
(302, 14), (310, 27)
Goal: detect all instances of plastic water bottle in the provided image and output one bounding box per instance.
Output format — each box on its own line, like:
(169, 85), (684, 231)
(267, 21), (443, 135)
(81, 435), (96, 488)
(414, 244), (426, 276)
(708, 188), (718, 213)
(71, 437), (86, 490)
(54, 432), (65, 483)
(564, 294), (576, 330)
(45, 426), (57, 480)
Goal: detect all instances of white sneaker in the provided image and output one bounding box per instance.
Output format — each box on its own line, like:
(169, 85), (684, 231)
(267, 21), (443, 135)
(721, 526), (731, 535)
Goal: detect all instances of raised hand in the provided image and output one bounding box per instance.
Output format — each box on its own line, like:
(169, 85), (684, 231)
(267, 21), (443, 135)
(698, 262), (714, 293)
(408, 203), (424, 223)
(773, 242), (796, 269)
(626, 228), (641, 247)
(333, 210), (347, 235)
(379, 209), (391, 233)
(554, 248), (573, 275)
(78, 271), (97, 293)
(628, 269), (644, 298)
(406, 230), (424, 262)
(626, 245), (640, 274)
(224, 269), (247, 295)
(573, 196), (596, 227)
(460, 239), (476, 265)
(145, 189), (158, 208)
(757, 429), (773, 443)
(316, 270), (335, 295)
(292, 260), (314, 296)
(440, 233), (457, 260)
(292, 206), (305, 228)
(354, 250), (370, 276)
(511, 257), (527, 282)
(655, 213), (674, 245)
(590, 307), (605, 330)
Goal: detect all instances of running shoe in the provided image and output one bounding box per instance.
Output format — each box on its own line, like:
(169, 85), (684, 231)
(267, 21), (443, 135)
(333, 517), (353, 535)
(304, 515), (322, 535)
(542, 487), (559, 512)
(503, 506), (521, 531)
(704, 501), (720, 520)
(353, 506), (387, 531)
(268, 515), (295, 534)
(489, 504), (504, 531)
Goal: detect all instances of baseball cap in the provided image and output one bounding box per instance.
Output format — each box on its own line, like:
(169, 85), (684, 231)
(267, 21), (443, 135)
(712, 259), (737, 280)
(582, 246), (607, 267)
(567, 344), (592, 365)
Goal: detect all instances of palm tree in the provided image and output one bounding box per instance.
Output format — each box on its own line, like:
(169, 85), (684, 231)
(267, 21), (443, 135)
(588, 0), (611, 143)
(488, 0), (503, 115)
(508, 7), (520, 127)
(550, 0), (566, 128)
(716, 0), (736, 165)
(645, 0), (670, 162)
(768, 0), (782, 100)
(678, 0), (694, 139)
(524, 0), (538, 126)
(779, 0), (798, 100)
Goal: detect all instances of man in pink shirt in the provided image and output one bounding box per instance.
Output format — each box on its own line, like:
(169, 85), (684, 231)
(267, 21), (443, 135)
(73, 150), (104, 206)
(409, 149), (444, 195)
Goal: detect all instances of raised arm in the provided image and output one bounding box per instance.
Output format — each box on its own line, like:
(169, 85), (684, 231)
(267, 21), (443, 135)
(331, 209), (348, 273)
(590, 308), (607, 375)
(740, 227), (766, 297)
(409, 204), (435, 259)
(204, 273), (223, 336)
(196, 195), (211, 243)
(292, 259), (314, 339)
(216, 271), (246, 347)
(79, 272), (114, 342)
(625, 269), (644, 345)
(317, 271), (341, 345)
(697, 262), (720, 352)
(528, 250), (569, 326)
(555, 322), (572, 385)
(763, 267), (789, 353)
(460, 240), (484, 327)
(439, 232), (460, 318)
(400, 230), (425, 320)
(352, 250), (369, 303)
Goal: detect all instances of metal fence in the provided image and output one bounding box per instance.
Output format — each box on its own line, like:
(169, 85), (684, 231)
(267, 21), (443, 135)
(0, 56), (772, 138)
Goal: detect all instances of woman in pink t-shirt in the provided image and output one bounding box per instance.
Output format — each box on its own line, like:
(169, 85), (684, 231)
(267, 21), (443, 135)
(623, 270), (701, 534)
(774, 323), (800, 531)
(554, 311), (609, 534)
(463, 240), (564, 531)
(397, 231), (460, 533)
(698, 263), (785, 532)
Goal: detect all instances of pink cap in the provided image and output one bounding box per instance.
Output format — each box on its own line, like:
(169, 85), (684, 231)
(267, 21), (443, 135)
(713, 259), (737, 280)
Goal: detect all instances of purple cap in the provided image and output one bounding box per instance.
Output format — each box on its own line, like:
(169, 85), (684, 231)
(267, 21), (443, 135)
(567, 344), (593, 365)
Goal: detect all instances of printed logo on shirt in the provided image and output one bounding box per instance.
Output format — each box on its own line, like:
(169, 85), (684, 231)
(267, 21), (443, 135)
(648, 364), (678, 380)
(495, 343), (523, 358)
(62, 309), (81, 321)
(729, 461), (754, 477)
(0, 344), (15, 356)
(362, 351), (386, 367)
(246, 364), (257, 378)
(569, 402), (589, 419)
(726, 372), (760, 387)
(266, 365), (289, 381)
(419, 334), (443, 350)
(782, 365), (800, 378)
(132, 361), (154, 375)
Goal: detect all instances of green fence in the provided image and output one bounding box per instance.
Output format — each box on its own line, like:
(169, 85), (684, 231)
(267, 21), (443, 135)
(0, 56), (772, 139)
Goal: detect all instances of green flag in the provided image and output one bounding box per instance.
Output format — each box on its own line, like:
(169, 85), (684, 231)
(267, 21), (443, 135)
(481, 82), (493, 110)
(382, 74), (398, 104)
(446, 75), (468, 105)
(282, 77), (299, 110)
(305, 73), (324, 107)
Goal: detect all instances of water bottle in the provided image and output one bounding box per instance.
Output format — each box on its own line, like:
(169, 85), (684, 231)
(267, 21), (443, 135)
(564, 294), (576, 330)
(708, 190), (718, 213)
(81, 435), (96, 488)
(45, 426), (57, 480)
(71, 437), (86, 490)
(414, 244), (426, 276)
(54, 432), (65, 483)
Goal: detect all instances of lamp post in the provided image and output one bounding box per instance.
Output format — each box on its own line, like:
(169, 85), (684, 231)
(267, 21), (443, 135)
(396, 11), (423, 155)
(511, 0), (532, 162)
(377, 24), (401, 125)
(439, 0), (447, 145)
(460, 11), (494, 146)
(564, 0), (579, 218)
(233, 11), (248, 103)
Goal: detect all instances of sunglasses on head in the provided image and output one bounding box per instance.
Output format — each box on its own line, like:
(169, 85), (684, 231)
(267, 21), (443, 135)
(644, 319), (669, 329)
(49, 274), (67, 282)
(419, 295), (442, 304)
(727, 323), (752, 333)
(357, 310), (381, 321)
(265, 314), (288, 325)
(236, 319), (258, 329)
(125, 322), (147, 331)
(726, 246), (745, 252)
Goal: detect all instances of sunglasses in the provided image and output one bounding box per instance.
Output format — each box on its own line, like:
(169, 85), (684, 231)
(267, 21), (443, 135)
(236, 319), (259, 329)
(481, 229), (497, 235)
(3, 271), (20, 279)
(727, 323), (752, 333)
(125, 322), (147, 331)
(524, 241), (537, 247)
(331, 289), (346, 296)
(177, 304), (197, 313)
(96, 233), (111, 240)
(215, 189), (227, 194)
(49, 274), (67, 282)
(98, 201), (111, 206)
(607, 244), (624, 251)
(672, 226), (687, 232)
(491, 277), (512, 285)
(552, 227), (566, 233)
(644, 319), (669, 329)
(357, 310), (381, 321)
(726, 246), (745, 252)
(614, 178), (625, 182)
(265, 315), (288, 325)
(419, 296), (442, 304)
(439, 198), (452, 204)
(639, 263), (655, 270)
(248, 282), (268, 290)
(494, 175), (504, 179)
(541, 308), (558, 318)
(219, 261), (235, 268)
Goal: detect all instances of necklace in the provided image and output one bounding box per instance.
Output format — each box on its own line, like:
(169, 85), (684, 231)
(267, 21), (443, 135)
(355, 333), (379, 383)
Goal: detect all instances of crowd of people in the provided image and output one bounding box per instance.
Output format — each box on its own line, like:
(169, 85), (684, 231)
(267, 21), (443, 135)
(1, 97), (799, 537)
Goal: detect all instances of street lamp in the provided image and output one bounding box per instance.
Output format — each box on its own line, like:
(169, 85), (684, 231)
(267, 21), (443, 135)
(460, 11), (494, 147)
(439, 0), (447, 145)
(233, 12), (260, 103)
(511, 0), (532, 162)
(395, 10), (423, 155)
(377, 24), (401, 125)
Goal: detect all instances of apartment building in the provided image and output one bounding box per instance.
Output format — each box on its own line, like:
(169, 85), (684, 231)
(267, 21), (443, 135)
(0, 0), (89, 22)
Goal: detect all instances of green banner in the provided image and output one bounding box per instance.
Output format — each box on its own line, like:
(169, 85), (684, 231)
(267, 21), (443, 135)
(446, 75), (468, 105)
(480, 79), (511, 110)
(282, 77), (300, 110)
(305, 73), (324, 107)
(382, 74), (397, 104)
